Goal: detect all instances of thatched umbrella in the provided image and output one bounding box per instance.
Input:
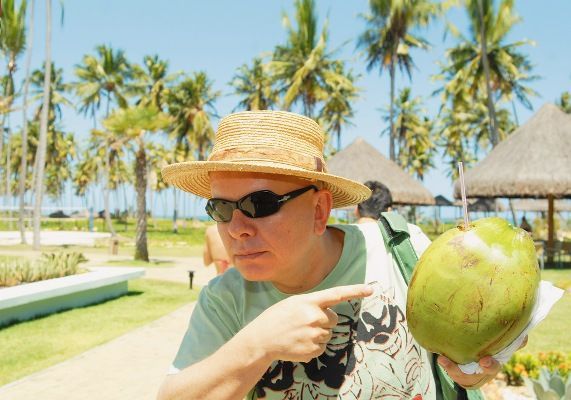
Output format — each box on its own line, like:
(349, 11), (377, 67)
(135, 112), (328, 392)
(512, 199), (571, 213)
(453, 103), (571, 253)
(328, 138), (435, 205)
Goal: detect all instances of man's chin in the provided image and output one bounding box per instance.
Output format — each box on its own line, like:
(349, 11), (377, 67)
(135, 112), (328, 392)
(234, 262), (273, 282)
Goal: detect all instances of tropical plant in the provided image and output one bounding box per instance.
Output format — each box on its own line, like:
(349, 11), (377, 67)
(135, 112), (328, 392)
(524, 367), (571, 400)
(131, 54), (180, 110)
(72, 44), (134, 238)
(103, 105), (171, 261)
(270, 0), (354, 119)
(318, 62), (359, 152)
(0, 252), (87, 287)
(357, 0), (441, 161)
(557, 91), (571, 114)
(438, 0), (538, 146)
(8, 122), (76, 200)
(230, 57), (278, 111)
(29, 62), (73, 124)
(166, 72), (219, 161)
(435, 90), (514, 179)
(0, 0), (27, 171)
(383, 87), (435, 180)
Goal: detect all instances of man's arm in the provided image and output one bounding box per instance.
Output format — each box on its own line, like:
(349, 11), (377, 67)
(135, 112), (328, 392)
(157, 331), (271, 400)
(157, 284), (374, 400)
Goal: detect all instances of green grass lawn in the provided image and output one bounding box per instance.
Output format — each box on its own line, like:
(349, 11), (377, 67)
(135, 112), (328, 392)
(0, 217), (208, 259)
(523, 269), (571, 354)
(0, 278), (198, 386)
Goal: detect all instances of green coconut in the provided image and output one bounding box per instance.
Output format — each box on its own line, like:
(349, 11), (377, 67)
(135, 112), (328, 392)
(406, 217), (540, 364)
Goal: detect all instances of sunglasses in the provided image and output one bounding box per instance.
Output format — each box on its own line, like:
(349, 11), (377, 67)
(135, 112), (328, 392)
(206, 185), (318, 223)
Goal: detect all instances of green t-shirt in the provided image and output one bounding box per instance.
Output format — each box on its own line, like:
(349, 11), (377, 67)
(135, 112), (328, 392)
(171, 223), (437, 399)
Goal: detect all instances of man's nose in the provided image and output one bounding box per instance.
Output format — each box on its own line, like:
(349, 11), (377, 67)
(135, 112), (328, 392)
(226, 209), (255, 239)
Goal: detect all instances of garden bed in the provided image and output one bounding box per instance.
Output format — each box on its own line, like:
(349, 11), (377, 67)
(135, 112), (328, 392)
(0, 267), (144, 327)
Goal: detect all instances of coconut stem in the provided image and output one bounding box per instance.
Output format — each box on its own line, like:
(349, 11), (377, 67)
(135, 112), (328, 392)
(458, 162), (470, 230)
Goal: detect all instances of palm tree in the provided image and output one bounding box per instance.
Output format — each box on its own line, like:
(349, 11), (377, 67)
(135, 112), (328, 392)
(357, 0), (441, 161)
(14, 62), (74, 206)
(270, 0), (353, 119)
(167, 72), (219, 161)
(72, 130), (129, 208)
(0, 0), (27, 197)
(383, 87), (435, 180)
(29, 62), (73, 124)
(439, 0), (537, 147)
(72, 45), (134, 238)
(32, 0), (50, 250)
(557, 91), (571, 114)
(103, 105), (170, 261)
(318, 62), (359, 152)
(230, 57), (278, 111)
(131, 54), (181, 110)
(18, 0), (34, 244)
(436, 89), (514, 179)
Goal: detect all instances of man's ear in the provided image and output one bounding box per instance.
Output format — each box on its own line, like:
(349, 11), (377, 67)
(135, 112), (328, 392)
(313, 189), (333, 235)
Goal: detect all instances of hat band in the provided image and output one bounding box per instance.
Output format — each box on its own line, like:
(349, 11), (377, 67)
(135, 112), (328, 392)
(209, 147), (328, 173)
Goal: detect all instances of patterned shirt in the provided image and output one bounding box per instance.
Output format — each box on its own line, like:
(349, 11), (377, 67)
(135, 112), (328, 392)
(170, 223), (438, 399)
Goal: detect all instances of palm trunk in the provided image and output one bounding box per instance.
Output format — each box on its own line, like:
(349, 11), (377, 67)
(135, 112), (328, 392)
(33, 0), (52, 250)
(389, 59), (396, 161)
(134, 137), (149, 261)
(5, 133), (12, 229)
(477, 0), (499, 147)
(103, 94), (116, 238)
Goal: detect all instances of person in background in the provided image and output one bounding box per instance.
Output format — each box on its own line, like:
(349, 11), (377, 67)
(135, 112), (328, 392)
(202, 224), (231, 275)
(520, 215), (533, 233)
(356, 180), (393, 224)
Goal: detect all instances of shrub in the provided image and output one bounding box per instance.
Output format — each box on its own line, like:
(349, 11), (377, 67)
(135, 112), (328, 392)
(0, 252), (88, 287)
(504, 352), (571, 386)
(503, 352), (540, 385)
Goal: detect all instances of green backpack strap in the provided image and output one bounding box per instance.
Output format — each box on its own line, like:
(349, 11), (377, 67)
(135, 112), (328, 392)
(377, 212), (484, 400)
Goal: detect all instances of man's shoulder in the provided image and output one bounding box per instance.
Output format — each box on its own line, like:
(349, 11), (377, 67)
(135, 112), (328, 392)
(202, 268), (245, 298)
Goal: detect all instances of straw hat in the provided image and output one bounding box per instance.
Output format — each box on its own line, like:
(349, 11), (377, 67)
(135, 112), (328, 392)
(161, 110), (371, 208)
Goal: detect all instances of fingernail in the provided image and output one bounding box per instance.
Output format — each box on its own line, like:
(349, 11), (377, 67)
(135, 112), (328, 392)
(481, 358), (492, 367)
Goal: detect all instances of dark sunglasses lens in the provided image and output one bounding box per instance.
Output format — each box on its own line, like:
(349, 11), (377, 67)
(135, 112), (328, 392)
(206, 200), (235, 222)
(241, 191), (280, 218)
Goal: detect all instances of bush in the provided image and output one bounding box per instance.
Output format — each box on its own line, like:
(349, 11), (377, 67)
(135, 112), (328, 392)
(0, 252), (88, 287)
(503, 352), (571, 386)
(503, 353), (540, 385)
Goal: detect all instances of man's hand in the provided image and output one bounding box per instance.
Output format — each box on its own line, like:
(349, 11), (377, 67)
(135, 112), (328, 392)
(437, 355), (500, 390)
(437, 335), (528, 390)
(235, 284), (373, 363)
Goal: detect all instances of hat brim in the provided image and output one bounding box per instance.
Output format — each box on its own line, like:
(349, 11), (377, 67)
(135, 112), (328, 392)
(162, 161), (371, 209)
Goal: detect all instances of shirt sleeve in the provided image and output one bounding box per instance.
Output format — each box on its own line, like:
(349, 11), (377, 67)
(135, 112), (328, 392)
(170, 278), (240, 373)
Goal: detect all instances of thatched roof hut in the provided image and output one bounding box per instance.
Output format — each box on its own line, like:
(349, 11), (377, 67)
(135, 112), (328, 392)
(327, 138), (435, 205)
(435, 195), (454, 206)
(453, 103), (571, 253)
(512, 199), (571, 212)
(453, 103), (571, 199)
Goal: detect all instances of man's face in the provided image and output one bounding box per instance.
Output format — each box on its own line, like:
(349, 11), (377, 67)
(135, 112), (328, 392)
(209, 172), (328, 288)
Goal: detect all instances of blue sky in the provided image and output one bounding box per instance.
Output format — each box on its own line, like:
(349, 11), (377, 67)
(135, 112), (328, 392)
(11, 0), (571, 217)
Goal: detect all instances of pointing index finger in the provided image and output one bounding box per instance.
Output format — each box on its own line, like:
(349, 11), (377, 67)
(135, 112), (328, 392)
(310, 284), (374, 308)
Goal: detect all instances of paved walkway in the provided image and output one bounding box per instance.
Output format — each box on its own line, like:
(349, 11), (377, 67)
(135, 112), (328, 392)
(0, 252), (216, 400)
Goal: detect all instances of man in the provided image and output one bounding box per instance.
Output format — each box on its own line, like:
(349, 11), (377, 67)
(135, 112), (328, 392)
(203, 224), (232, 275)
(356, 180), (393, 224)
(158, 110), (499, 399)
